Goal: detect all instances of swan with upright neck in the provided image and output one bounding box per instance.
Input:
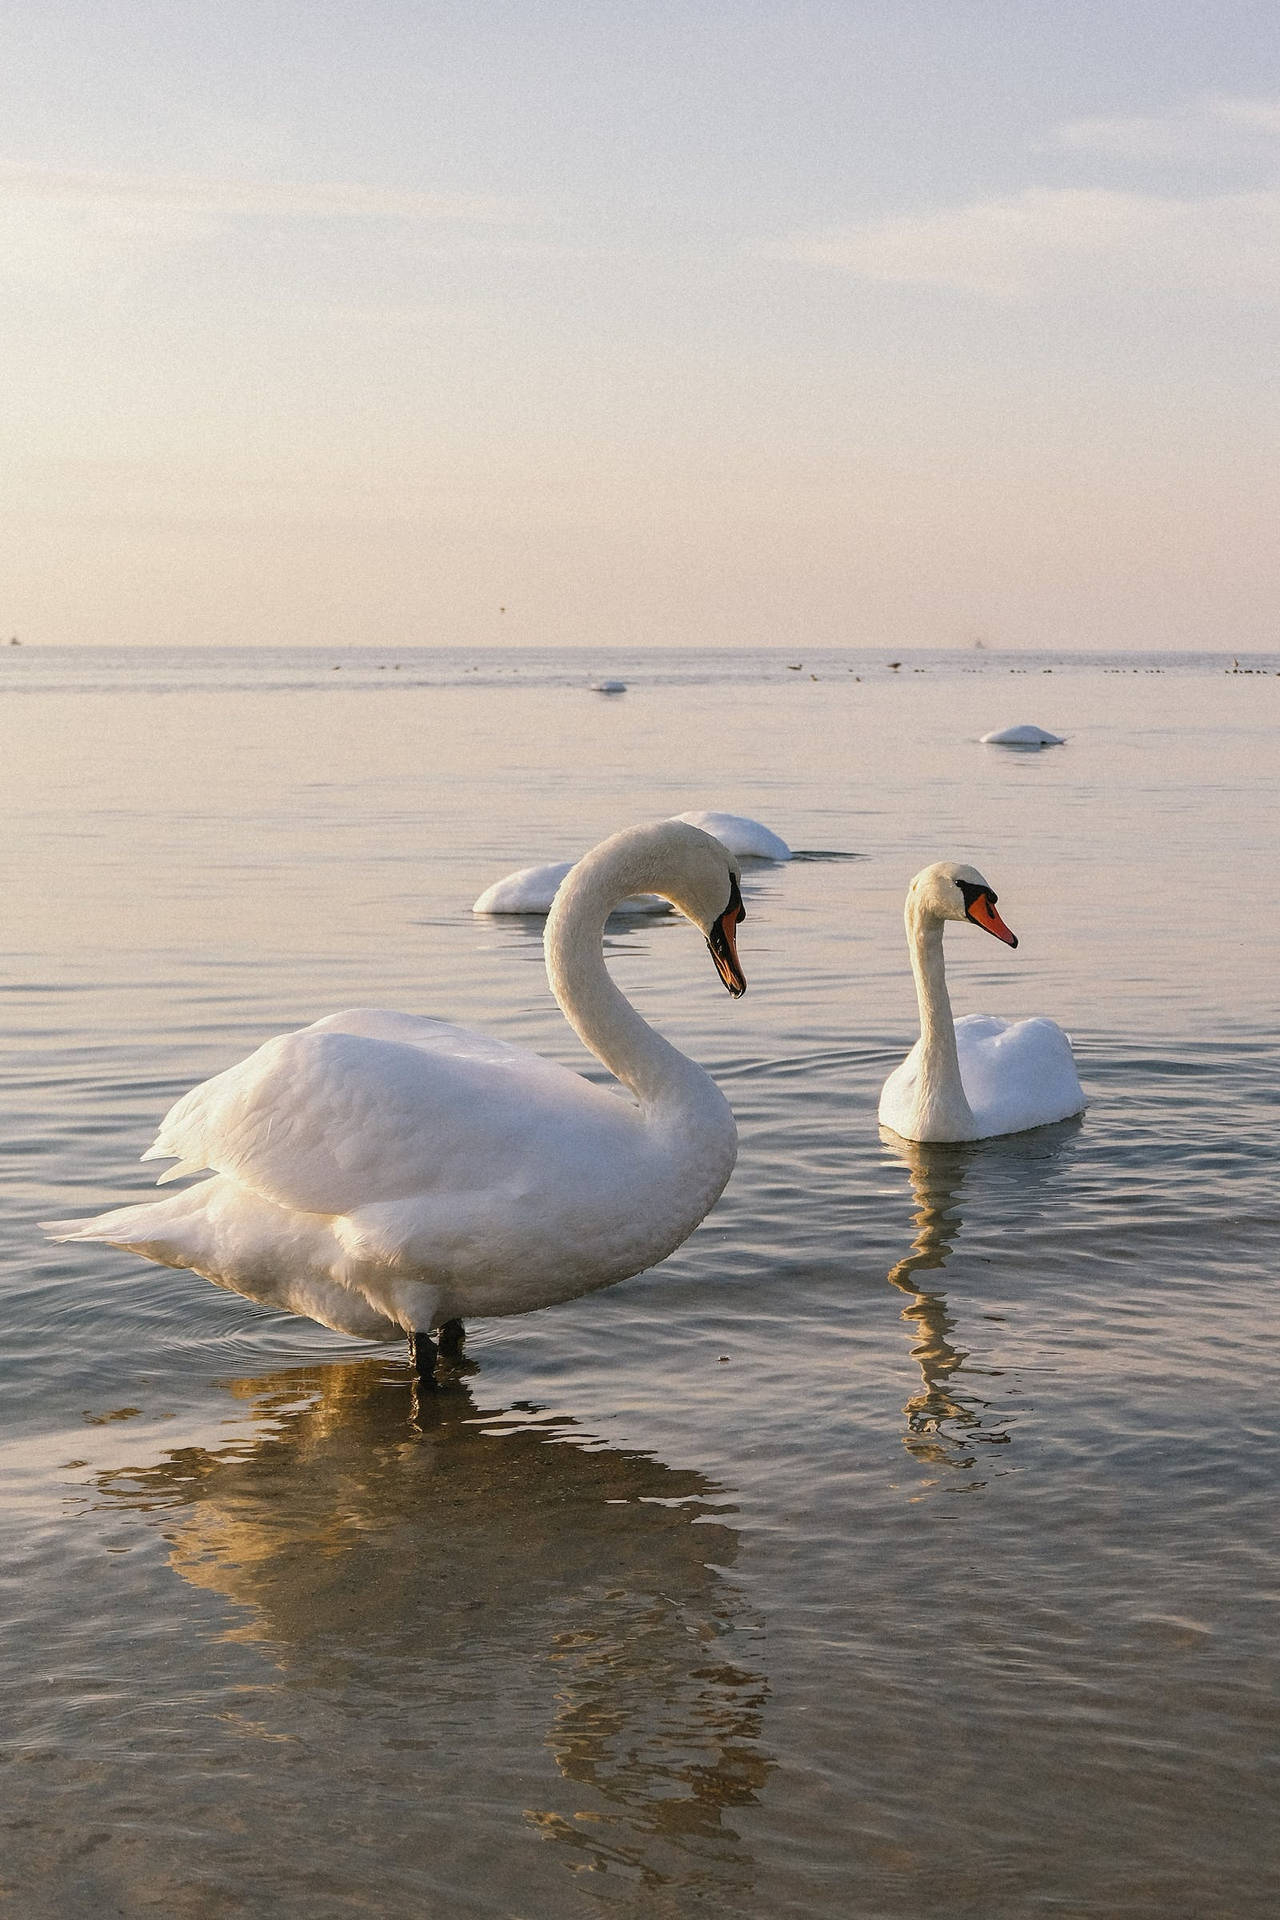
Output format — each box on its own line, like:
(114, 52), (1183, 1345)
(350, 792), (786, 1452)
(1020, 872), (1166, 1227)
(47, 822), (747, 1383)
(878, 862), (1085, 1143)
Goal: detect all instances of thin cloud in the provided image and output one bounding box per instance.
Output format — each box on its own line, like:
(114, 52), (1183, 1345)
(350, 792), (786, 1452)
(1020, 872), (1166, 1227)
(0, 164), (519, 223)
(0, 163), (526, 289)
(1052, 94), (1280, 158)
(780, 186), (1280, 302)
(1052, 116), (1194, 160)
(1210, 96), (1280, 136)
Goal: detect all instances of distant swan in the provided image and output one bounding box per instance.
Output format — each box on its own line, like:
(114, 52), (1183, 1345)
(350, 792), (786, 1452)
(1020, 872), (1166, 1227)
(472, 859), (668, 916)
(878, 862), (1085, 1143)
(48, 822), (747, 1383)
(980, 724), (1065, 747)
(472, 810), (788, 915)
(672, 811), (791, 860)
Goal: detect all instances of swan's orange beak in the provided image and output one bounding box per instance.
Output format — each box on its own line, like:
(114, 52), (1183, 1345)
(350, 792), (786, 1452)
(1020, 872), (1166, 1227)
(966, 891), (1018, 948)
(707, 879), (747, 997)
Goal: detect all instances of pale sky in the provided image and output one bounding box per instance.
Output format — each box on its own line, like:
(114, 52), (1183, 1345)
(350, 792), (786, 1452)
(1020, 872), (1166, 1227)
(4, 2), (1278, 649)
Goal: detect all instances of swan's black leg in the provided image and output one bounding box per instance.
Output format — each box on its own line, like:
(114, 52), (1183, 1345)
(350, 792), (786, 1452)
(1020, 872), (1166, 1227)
(407, 1329), (440, 1388)
(438, 1317), (466, 1360)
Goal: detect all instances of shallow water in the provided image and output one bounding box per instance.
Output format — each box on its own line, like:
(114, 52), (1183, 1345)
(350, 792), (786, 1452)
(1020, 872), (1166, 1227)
(2, 648), (1278, 1917)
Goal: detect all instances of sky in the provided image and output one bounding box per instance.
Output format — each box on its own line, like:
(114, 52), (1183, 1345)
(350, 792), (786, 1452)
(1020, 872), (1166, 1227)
(3, 1), (1278, 650)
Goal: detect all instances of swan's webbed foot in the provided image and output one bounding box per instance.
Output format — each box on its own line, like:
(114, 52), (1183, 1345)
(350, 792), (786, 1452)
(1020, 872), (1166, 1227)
(407, 1329), (440, 1388)
(438, 1317), (466, 1360)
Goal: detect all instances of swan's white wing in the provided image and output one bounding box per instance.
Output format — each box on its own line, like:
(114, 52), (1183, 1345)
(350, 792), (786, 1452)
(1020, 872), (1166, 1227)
(143, 1009), (639, 1217)
(306, 1006), (544, 1055)
(955, 1013), (1086, 1135)
(672, 811), (791, 861)
(471, 862), (572, 914)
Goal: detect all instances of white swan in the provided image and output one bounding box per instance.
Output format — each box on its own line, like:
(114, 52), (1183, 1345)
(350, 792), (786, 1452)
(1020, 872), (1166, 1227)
(878, 862), (1085, 1143)
(471, 810), (788, 915)
(472, 859), (668, 916)
(672, 811), (791, 860)
(47, 821), (748, 1383)
(980, 724), (1065, 747)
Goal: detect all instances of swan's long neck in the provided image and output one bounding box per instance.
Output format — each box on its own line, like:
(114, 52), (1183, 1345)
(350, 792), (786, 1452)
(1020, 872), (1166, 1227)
(906, 899), (975, 1137)
(543, 840), (719, 1119)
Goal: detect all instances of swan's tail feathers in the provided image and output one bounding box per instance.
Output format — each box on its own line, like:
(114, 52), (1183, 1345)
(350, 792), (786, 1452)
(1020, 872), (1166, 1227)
(44, 1193), (405, 1344)
(41, 1193), (211, 1269)
(151, 1158), (208, 1185)
(140, 1139), (210, 1185)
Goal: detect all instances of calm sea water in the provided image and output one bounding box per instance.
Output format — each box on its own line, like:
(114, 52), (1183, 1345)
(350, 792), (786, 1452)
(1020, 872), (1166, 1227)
(2, 646), (1277, 1918)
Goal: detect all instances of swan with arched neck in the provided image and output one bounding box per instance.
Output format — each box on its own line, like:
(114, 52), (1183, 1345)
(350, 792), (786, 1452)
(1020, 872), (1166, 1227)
(47, 821), (747, 1383)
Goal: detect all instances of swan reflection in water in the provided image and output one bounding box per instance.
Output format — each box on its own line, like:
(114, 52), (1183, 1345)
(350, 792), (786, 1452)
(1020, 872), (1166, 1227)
(882, 1121), (1081, 1474)
(96, 1359), (770, 1893)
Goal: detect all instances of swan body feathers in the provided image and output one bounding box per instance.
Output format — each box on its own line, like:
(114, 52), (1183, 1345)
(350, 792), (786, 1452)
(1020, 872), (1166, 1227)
(980, 724), (1065, 747)
(471, 860), (667, 916)
(672, 811), (791, 860)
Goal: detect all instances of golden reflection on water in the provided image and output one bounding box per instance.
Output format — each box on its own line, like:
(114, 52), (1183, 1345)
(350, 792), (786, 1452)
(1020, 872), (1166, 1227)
(883, 1125), (1080, 1476)
(96, 1360), (771, 1892)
